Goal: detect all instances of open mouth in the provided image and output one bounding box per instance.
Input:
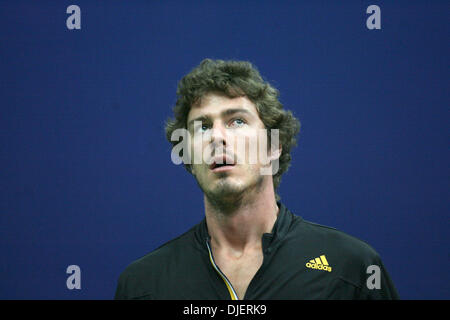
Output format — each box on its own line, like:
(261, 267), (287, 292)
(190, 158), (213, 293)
(211, 163), (234, 170)
(210, 156), (235, 171)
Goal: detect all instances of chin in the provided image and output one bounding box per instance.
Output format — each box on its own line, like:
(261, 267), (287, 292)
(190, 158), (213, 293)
(204, 174), (264, 203)
(209, 179), (245, 197)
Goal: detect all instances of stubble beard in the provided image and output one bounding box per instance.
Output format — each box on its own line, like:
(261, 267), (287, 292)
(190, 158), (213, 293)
(196, 166), (265, 214)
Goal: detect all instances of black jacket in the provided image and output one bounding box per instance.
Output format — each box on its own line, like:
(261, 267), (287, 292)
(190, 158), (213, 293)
(115, 203), (399, 299)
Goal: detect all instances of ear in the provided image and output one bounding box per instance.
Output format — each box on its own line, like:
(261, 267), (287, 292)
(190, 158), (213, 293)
(260, 144), (282, 176)
(269, 144), (282, 162)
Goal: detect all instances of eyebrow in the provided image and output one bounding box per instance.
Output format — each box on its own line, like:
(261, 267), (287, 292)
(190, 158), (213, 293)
(187, 108), (254, 128)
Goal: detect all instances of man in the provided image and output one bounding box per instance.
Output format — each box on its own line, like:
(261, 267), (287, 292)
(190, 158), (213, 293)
(115, 59), (399, 299)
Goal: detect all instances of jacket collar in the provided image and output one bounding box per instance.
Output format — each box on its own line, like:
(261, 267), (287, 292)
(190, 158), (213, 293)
(194, 201), (294, 253)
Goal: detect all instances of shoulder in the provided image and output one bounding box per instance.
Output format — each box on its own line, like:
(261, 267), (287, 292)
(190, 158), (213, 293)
(286, 215), (385, 280)
(295, 217), (381, 263)
(291, 217), (399, 299)
(122, 225), (197, 275)
(289, 216), (392, 292)
(115, 225), (198, 299)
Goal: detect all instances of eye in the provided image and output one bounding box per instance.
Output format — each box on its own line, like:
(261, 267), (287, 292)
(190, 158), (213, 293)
(197, 123), (210, 133)
(229, 118), (246, 128)
(201, 124), (208, 131)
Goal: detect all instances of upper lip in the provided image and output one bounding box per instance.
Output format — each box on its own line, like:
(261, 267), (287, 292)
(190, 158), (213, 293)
(209, 155), (235, 170)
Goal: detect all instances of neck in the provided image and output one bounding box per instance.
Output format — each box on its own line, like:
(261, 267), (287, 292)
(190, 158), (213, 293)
(204, 178), (279, 253)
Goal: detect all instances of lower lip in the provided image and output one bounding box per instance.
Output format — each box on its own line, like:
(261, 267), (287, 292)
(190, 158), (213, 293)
(211, 165), (235, 173)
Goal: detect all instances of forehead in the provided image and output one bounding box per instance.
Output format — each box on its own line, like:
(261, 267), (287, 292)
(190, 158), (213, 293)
(187, 92), (260, 122)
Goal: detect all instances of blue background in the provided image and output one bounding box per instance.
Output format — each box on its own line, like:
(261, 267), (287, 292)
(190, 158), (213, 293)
(0, 0), (448, 299)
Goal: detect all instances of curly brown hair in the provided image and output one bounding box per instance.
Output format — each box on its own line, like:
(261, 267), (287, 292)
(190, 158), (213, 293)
(165, 59), (300, 200)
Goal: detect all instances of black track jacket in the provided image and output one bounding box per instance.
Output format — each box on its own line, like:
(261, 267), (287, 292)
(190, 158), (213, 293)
(115, 203), (399, 300)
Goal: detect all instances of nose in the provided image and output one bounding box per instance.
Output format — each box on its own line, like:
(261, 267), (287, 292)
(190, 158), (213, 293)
(210, 121), (227, 147)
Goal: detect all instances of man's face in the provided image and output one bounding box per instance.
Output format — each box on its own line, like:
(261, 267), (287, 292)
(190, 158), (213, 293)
(186, 92), (275, 202)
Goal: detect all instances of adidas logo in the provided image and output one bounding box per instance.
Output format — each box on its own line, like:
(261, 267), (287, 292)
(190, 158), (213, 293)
(305, 255), (332, 272)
